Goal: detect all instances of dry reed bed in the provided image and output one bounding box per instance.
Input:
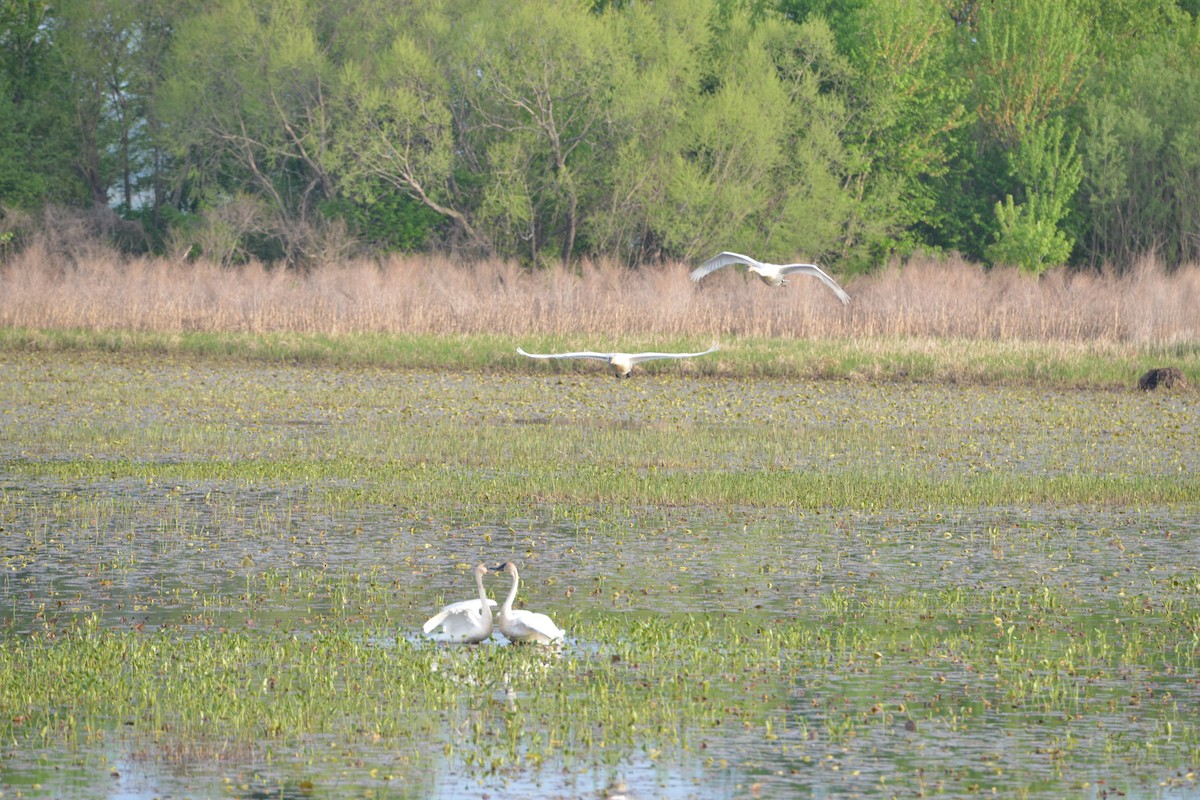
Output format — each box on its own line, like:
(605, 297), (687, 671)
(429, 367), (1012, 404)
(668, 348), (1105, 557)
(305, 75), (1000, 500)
(1, 246), (1198, 344)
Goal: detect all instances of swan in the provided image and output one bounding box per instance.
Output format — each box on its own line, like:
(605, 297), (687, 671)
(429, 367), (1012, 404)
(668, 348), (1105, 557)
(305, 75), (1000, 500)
(690, 251), (850, 304)
(491, 562), (566, 645)
(421, 563), (495, 643)
(516, 344), (719, 378)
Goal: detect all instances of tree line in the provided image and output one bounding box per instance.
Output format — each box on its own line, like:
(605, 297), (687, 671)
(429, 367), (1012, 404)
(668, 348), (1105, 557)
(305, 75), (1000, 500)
(2, 0), (1199, 274)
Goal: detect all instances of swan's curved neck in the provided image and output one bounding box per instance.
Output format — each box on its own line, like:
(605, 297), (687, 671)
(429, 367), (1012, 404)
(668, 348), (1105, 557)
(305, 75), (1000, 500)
(502, 568), (520, 613)
(476, 570), (492, 621)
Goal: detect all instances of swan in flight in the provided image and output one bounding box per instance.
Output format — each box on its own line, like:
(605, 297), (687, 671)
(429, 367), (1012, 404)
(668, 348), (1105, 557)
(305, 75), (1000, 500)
(491, 562), (566, 645)
(690, 251), (850, 304)
(421, 563), (495, 643)
(516, 344), (719, 378)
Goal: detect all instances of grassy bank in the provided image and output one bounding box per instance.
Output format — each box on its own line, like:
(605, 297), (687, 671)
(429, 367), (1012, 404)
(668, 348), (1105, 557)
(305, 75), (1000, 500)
(2, 327), (1197, 389)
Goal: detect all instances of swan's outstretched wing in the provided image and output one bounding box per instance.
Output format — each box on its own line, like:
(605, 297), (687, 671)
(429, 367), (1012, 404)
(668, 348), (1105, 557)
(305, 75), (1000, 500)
(690, 251), (762, 282)
(503, 608), (566, 644)
(626, 344), (720, 365)
(422, 598), (497, 634)
(777, 263), (851, 304)
(692, 251), (850, 304)
(517, 348), (614, 362)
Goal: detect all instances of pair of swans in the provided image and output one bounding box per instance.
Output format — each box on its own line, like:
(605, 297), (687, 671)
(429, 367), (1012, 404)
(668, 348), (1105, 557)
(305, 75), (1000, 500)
(422, 562), (565, 645)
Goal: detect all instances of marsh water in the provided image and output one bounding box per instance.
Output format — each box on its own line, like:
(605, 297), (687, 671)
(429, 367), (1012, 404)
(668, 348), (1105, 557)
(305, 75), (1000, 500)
(2, 352), (1199, 798)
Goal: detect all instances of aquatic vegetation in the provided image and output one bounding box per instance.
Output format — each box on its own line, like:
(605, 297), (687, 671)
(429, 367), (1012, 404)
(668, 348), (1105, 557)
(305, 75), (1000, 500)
(1, 350), (1197, 798)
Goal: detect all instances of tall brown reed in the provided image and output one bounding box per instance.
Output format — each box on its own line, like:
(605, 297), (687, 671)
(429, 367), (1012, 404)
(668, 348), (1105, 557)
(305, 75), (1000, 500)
(1, 245), (1197, 344)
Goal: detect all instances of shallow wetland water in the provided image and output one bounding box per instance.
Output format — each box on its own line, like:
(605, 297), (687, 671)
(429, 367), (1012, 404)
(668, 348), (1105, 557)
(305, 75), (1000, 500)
(1, 352), (1199, 798)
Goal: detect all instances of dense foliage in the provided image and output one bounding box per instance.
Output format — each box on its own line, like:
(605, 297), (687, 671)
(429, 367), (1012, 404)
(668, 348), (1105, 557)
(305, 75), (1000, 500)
(2, 0), (1199, 273)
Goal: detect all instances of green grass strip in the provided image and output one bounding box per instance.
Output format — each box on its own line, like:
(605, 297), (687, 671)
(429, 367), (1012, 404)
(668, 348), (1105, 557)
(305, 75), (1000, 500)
(2, 327), (1197, 388)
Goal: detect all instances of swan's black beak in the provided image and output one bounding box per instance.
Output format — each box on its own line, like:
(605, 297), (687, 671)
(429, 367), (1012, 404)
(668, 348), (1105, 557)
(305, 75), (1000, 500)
(489, 563), (506, 572)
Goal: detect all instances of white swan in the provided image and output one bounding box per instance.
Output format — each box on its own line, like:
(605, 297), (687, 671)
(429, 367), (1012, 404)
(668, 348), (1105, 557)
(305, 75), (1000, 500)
(690, 251), (850, 304)
(516, 344), (719, 378)
(421, 563), (495, 643)
(491, 562), (566, 645)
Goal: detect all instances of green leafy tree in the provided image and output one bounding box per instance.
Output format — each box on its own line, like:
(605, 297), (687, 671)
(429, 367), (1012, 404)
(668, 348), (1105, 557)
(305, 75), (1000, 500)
(986, 118), (1082, 272)
(1074, 0), (1193, 64)
(832, 0), (967, 270)
(928, 0), (1091, 262)
(54, 0), (128, 206)
(330, 5), (471, 251)
(587, 0), (709, 263)
(450, 0), (619, 265)
(321, 191), (443, 253)
(636, 9), (855, 265)
(52, 0), (189, 242)
(158, 0), (337, 263)
(1078, 17), (1200, 268)
(744, 16), (854, 264)
(967, 0), (1090, 147)
(648, 12), (790, 260)
(0, 0), (89, 208)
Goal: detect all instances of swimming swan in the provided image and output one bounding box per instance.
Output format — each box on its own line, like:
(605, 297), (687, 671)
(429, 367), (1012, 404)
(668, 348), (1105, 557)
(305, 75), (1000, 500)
(421, 563), (495, 643)
(491, 562), (566, 645)
(690, 251), (850, 304)
(516, 344), (719, 378)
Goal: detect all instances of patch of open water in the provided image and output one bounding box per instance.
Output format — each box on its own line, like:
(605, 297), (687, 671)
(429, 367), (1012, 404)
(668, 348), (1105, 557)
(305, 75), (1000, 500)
(6, 482), (1199, 633)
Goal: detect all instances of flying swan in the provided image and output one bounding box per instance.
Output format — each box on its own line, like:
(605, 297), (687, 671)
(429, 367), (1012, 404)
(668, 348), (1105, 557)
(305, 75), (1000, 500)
(516, 344), (719, 378)
(421, 563), (495, 643)
(690, 251), (850, 304)
(491, 562), (566, 645)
